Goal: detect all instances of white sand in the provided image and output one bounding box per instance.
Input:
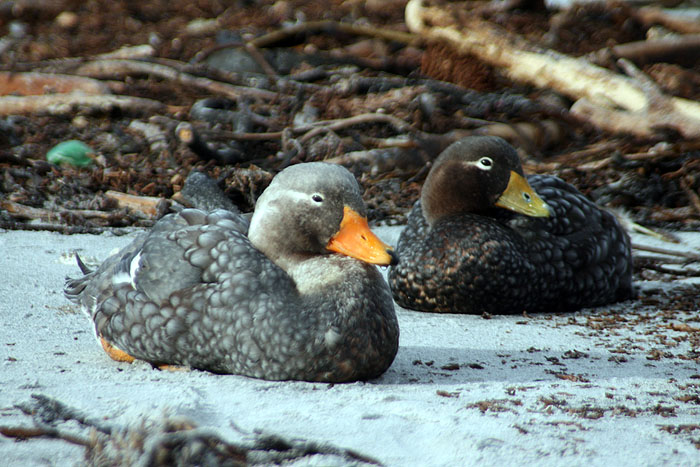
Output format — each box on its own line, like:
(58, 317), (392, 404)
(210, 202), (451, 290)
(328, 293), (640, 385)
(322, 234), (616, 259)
(1, 227), (699, 466)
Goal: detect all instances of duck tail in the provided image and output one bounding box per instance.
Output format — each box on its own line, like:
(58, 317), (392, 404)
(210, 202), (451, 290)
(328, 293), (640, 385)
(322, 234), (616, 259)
(64, 254), (93, 304)
(75, 253), (93, 275)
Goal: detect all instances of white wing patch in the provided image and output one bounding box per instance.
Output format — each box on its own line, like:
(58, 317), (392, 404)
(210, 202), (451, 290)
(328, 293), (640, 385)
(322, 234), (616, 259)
(129, 251), (142, 289)
(111, 250), (142, 290)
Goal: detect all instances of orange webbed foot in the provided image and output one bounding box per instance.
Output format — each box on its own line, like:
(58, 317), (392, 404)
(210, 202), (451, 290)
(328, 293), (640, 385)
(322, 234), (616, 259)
(99, 336), (135, 363)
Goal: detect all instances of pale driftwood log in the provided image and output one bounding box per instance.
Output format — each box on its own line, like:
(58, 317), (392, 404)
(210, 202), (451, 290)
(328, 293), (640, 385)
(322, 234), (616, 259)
(105, 190), (170, 219)
(0, 72), (110, 96)
(0, 94), (166, 116)
(405, 0), (700, 138)
(569, 57), (698, 138)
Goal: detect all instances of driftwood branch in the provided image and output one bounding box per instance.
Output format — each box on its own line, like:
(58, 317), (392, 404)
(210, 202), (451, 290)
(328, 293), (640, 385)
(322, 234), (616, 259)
(0, 425), (90, 447)
(0, 94), (166, 116)
(635, 7), (700, 35)
(298, 112), (415, 143)
(75, 59), (282, 102)
(248, 19), (421, 48)
(589, 34), (700, 67)
(1, 197), (161, 226)
(0, 200), (120, 222)
(404, 0), (700, 138)
(570, 57), (699, 138)
(0, 72), (110, 95)
(186, 112), (419, 142)
(104, 191), (170, 219)
(0, 55), (287, 116)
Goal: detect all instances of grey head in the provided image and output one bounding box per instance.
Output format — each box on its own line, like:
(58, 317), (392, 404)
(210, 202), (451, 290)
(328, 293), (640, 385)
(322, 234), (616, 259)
(248, 162), (394, 271)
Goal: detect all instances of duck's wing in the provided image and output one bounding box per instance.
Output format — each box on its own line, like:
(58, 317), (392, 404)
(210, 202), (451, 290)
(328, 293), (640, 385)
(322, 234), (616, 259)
(520, 175), (630, 266)
(65, 209), (251, 312)
(526, 175), (595, 236)
(515, 175), (633, 304)
(134, 209), (252, 303)
(65, 208), (307, 373)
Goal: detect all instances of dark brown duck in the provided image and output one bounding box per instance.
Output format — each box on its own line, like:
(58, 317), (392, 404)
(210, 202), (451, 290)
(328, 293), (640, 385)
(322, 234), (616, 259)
(389, 136), (634, 314)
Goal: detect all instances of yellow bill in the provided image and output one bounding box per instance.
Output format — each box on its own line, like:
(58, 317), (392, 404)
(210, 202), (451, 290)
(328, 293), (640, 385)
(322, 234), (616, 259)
(495, 171), (550, 217)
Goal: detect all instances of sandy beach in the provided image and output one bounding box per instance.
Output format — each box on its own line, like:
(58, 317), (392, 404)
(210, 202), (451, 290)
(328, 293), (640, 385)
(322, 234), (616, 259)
(1, 226), (699, 466)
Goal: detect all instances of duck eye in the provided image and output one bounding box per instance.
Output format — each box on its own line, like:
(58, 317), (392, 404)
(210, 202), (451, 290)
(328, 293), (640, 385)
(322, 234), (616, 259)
(312, 194), (324, 203)
(477, 157), (493, 170)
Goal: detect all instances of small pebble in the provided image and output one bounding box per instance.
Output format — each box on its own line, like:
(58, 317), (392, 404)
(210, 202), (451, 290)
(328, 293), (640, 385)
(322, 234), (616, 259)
(55, 11), (79, 29)
(71, 115), (89, 129)
(8, 21), (28, 38)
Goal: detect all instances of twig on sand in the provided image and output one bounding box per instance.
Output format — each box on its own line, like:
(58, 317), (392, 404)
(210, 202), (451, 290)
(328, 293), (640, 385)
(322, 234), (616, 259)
(16, 394), (113, 434)
(632, 243), (700, 263)
(633, 239), (700, 279)
(634, 260), (700, 278)
(2, 394), (383, 466)
(0, 425), (90, 447)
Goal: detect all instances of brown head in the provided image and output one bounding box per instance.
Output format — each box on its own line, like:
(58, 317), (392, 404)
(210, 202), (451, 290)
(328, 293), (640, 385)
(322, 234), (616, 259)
(421, 136), (550, 226)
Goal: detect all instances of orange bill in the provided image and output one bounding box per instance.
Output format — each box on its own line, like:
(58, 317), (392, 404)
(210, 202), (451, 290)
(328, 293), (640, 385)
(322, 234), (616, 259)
(495, 171), (550, 217)
(327, 206), (397, 265)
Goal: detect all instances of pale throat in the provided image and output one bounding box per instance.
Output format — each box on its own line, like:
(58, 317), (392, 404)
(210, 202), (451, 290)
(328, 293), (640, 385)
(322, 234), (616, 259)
(288, 255), (348, 296)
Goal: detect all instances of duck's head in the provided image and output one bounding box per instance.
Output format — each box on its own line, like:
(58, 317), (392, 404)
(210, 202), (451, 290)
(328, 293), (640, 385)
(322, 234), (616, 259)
(421, 136), (550, 226)
(249, 162), (397, 269)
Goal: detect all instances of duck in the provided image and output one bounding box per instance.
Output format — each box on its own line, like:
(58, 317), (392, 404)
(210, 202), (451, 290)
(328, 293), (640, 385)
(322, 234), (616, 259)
(65, 162), (399, 382)
(388, 136), (634, 314)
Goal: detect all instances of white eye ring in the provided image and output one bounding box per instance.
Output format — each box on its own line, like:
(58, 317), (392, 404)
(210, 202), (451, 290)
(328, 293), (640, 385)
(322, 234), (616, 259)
(312, 194), (324, 203)
(476, 157), (493, 170)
